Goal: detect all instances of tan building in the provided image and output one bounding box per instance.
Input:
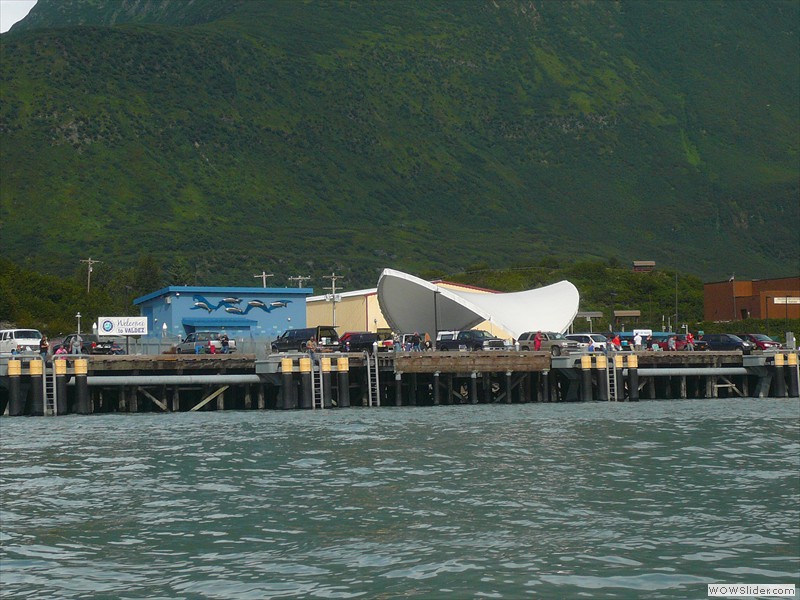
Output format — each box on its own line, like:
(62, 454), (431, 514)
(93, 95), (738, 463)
(307, 280), (515, 339)
(704, 276), (800, 322)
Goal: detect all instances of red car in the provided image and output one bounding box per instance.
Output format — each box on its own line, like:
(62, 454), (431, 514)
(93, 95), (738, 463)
(656, 334), (709, 351)
(736, 333), (781, 351)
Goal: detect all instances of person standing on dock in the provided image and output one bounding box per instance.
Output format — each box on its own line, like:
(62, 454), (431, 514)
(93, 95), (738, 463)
(412, 332), (421, 352)
(39, 336), (49, 361)
(668, 335), (677, 351)
(534, 331), (542, 351)
(685, 332), (695, 351)
(70, 334), (82, 355)
(634, 332), (642, 351)
(221, 333), (230, 354)
(306, 336), (318, 361)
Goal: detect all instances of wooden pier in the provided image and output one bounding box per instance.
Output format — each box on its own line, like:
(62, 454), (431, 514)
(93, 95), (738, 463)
(1, 350), (798, 416)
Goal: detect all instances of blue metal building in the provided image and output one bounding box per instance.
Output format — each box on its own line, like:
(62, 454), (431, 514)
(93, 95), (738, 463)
(133, 286), (312, 339)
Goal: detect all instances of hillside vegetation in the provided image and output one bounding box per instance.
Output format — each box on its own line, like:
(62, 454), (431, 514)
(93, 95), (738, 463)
(1, 0), (798, 289)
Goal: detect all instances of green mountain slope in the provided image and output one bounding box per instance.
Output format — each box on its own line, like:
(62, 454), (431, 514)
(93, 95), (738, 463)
(1, 0), (798, 288)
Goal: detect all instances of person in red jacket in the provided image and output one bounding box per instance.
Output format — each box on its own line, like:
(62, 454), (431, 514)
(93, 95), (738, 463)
(534, 331), (542, 351)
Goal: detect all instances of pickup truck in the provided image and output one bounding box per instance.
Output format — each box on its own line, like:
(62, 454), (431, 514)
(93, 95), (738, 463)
(436, 330), (505, 351)
(175, 331), (236, 354)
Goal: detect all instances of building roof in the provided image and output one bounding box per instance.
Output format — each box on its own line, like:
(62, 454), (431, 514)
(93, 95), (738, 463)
(134, 285), (312, 305)
(376, 268), (580, 338)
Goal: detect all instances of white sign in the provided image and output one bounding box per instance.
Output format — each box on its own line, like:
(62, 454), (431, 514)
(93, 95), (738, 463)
(773, 297), (800, 305)
(633, 329), (653, 337)
(97, 317), (148, 336)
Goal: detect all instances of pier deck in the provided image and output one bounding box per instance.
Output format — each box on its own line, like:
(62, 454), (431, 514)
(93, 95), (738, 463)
(1, 350), (797, 416)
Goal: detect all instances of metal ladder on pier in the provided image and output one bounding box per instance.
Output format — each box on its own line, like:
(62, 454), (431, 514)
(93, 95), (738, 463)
(366, 352), (381, 407)
(43, 362), (57, 416)
(311, 358), (324, 410)
(606, 354), (619, 402)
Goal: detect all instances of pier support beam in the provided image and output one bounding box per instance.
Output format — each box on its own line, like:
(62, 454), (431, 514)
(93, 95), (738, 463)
(627, 355), (639, 402)
(75, 358), (90, 414)
(321, 358), (333, 408)
(774, 354), (787, 398)
(541, 371), (550, 403)
(55, 359), (68, 415)
(788, 353), (799, 398)
(299, 357), (312, 409)
(7, 359), (23, 416)
(30, 359), (44, 416)
(337, 358), (350, 408)
(281, 358), (294, 409)
(470, 372), (479, 405)
(433, 372), (440, 405)
(580, 355), (593, 402)
(595, 355), (608, 401)
(394, 372), (403, 407)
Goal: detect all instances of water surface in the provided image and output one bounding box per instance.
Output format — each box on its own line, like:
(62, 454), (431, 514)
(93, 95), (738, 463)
(2, 398), (798, 598)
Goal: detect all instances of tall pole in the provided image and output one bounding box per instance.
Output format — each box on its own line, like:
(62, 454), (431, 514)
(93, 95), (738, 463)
(766, 296), (771, 337)
(80, 257), (101, 293)
(674, 272), (678, 330)
(730, 274), (736, 321)
(288, 275), (311, 288)
(253, 271), (274, 287)
(433, 290), (439, 343)
(323, 272), (343, 328)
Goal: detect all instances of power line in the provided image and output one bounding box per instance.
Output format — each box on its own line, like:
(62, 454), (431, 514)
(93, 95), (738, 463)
(288, 275), (311, 288)
(253, 271), (274, 287)
(80, 257), (102, 293)
(322, 272), (344, 327)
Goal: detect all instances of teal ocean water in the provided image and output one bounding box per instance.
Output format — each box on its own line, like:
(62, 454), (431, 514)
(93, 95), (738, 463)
(1, 399), (798, 599)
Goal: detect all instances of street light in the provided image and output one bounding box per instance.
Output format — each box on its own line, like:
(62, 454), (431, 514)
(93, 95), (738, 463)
(76, 312), (82, 335)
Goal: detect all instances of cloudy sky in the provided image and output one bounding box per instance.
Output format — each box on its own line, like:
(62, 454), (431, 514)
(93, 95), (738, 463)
(1, 0), (37, 33)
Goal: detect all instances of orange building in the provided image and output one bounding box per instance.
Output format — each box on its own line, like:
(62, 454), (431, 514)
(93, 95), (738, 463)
(704, 277), (800, 322)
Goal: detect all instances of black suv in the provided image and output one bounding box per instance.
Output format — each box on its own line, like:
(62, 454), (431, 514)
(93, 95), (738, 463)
(437, 330), (505, 351)
(699, 333), (754, 354)
(339, 332), (380, 353)
(271, 326), (339, 352)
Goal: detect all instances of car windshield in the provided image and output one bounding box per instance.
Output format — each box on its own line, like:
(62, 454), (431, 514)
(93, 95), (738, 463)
(747, 334), (773, 341)
(550, 333), (566, 340)
(472, 331), (494, 339)
(14, 330), (41, 339)
(590, 335), (607, 342)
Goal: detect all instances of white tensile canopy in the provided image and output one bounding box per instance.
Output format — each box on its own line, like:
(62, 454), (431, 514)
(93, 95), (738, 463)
(376, 268), (580, 339)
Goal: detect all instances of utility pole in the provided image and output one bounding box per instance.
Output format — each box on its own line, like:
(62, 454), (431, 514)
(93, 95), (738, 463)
(323, 272), (344, 327)
(253, 271), (274, 287)
(80, 257), (101, 293)
(288, 275), (312, 288)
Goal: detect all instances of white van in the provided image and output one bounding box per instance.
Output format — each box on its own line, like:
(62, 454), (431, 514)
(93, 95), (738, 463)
(0, 328), (43, 354)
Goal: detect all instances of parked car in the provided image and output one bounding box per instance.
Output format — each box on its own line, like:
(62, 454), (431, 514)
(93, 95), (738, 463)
(0, 328), (42, 354)
(271, 326), (339, 352)
(52, 333), (115, 355)
(698, 333), (754, 354)
(565, 333), (607, 350)
(736, 333), (782, 351)
(517, 331), (582, 356)
(175, 331), (236, 354)
(650, 333), (709, 351)
(437, 330), (505, 351)
(338, 331), (391, 353)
